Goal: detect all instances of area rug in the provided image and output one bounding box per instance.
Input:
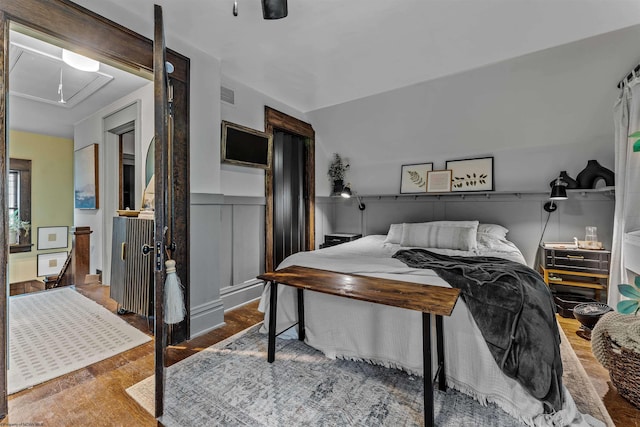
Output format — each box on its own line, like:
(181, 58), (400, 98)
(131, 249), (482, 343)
(127, 322), (611, 426)
(8, 287), (151, 394)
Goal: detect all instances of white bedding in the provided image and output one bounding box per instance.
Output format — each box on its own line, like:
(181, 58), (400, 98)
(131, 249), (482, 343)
(258, 235), (599, 426)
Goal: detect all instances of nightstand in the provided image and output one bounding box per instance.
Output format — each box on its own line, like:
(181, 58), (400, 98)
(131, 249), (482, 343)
(320, 233), (362, 249)
(538, 245), (610, 301)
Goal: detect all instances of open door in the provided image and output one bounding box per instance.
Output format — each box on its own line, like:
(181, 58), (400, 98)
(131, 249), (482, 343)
(0, 0), (190, 420)
(153, 3), (168, 418)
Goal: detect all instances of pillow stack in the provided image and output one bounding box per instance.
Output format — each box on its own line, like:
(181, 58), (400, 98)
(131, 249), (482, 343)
(384, 221), (509, 251)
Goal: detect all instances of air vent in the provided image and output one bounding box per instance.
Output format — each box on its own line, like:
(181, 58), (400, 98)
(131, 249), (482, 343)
(221, 85), (235, 105)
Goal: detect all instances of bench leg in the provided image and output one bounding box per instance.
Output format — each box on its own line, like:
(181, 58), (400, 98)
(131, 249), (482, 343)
(436, 315), (446, 391)
(267, 281), (278, 363)
(423, 312), (434, 427)
(297, 288), (305, 341)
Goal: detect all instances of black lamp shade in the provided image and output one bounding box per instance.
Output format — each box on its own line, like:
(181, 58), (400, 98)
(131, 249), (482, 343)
(262, 0), (288, 19)
(549, 184), (568, 200)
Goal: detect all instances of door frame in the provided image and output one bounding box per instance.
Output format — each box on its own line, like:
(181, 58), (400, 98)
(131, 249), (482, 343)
(0, 0), (191, 417)
(264, 107), (315, 272)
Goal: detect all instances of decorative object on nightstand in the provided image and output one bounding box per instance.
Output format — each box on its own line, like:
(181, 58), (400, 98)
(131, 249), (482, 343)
(575, 160), (614, 189)
(340, 184), (365, 210)
(539, 245), (610, 301)
(320, 233), (362, 249)
(572, 302), (612, 340)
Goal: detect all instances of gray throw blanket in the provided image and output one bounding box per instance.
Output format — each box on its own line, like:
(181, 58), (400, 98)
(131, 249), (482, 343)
(393, 249), (563, 413)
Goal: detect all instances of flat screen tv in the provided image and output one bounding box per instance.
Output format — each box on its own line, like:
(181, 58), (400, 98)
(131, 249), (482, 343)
(221, 120), (272, 169)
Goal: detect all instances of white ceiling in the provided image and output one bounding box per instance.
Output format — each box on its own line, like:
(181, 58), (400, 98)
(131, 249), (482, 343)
(8, 30), (150, 138)
(9, 0), (640, 138)
(73, 0), (640, 113)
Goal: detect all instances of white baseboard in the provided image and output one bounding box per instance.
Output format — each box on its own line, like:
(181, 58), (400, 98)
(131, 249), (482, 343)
(221, 281), (265, 312)
(190, 298), (225, 339)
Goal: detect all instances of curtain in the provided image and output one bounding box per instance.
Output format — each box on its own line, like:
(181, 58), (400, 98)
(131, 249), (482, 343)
(610, 79), (640, 304)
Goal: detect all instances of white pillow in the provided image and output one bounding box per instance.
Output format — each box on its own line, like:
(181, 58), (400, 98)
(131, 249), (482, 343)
(478, 223), (509, 239)
(384, 223), (403, 244)
(400, 221), (479, 251)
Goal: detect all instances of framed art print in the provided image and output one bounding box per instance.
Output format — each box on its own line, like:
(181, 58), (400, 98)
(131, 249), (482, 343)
(400, 163), (433, 194)
(37, 251), (68, 277)
(426, 170), (452, 193)
(74, 143), (99, 209)
(445, 156), (494, 192)
(37, 226), (69, 250)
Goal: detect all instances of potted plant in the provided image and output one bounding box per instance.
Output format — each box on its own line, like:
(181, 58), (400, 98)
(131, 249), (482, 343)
(618, 277), (640, 315)
(9, 209), (30, 245)
(327, 153), (349, 195)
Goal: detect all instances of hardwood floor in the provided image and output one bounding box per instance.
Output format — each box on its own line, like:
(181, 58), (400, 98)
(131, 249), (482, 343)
(2, 284), (638, 426)
(558, 315), (640, 427)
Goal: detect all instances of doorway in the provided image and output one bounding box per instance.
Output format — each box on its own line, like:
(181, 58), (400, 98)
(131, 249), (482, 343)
(0, 0), (191, 417)
(120, 129), (136, 210)
(272, 130), (307, 267)
(264, 107), (316, 272)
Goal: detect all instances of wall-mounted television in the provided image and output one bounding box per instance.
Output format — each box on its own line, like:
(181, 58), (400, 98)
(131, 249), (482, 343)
(221, 120), (272, 169)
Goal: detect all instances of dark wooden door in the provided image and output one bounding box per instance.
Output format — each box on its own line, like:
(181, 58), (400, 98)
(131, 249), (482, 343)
(0, 0), (190, 420)
(273, 130), (306, 267)
(153, 4), (169, 418)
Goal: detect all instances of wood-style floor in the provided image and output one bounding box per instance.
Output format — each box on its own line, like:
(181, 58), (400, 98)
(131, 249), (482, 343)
(2, 284), (639, 426)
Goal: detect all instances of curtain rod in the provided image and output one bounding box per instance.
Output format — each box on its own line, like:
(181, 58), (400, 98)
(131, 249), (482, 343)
(618, 63), (640, 89)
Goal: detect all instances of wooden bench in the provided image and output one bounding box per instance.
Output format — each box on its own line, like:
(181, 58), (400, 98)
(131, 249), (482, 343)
(257, 265), (460, 427)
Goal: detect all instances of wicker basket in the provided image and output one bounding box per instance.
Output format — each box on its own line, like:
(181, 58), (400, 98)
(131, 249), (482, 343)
(604, 332), (640, 408)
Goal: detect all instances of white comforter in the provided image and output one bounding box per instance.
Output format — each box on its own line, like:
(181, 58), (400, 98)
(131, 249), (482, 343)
(258, 235), (598, 426)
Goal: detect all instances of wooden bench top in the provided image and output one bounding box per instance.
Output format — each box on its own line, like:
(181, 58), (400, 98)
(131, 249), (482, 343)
(258, 265), (460, 317)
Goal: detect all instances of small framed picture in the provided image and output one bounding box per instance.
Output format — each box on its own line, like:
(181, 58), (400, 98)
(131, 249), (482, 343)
(400, 163), (433, 193)
(37, 251), (68, 277)
(446, 156), (494, 192)
(427, 170), (452, 193)
(37, 226), (69, 250)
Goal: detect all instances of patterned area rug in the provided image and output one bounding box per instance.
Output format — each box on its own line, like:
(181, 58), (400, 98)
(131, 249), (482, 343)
(9, 287), (151, 394)
(131, 323), (593, 426)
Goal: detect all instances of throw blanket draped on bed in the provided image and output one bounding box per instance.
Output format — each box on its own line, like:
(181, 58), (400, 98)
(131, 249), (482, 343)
(393, 248), (563, 413)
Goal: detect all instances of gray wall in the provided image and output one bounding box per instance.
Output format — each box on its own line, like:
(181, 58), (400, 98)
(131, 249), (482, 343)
(318, 190), (615, 268)
(190, 194), (265, 338)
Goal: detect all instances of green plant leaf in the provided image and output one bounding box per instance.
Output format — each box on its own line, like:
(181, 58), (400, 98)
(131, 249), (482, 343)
(634, 139), (640, 153)
(617, 299), (639, 314)
(629, 131), (640, 138)
(619, 284), (640, 299)
(634, 276), (640, 287)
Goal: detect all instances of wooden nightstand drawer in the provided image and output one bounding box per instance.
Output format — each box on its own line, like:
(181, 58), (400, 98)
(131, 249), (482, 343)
(539, 245), (611, 301)
(542, 248), (610, 274)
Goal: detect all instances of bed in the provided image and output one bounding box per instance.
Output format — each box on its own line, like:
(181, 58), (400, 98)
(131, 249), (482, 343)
(258, 221), (598, 426)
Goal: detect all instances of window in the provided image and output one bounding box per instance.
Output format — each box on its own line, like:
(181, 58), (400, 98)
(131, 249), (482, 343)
(9, 158), (32, 253)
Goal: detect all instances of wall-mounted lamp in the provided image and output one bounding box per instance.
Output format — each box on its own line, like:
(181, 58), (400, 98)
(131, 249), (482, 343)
(543, 177), (568, 212)
(340, 184), (365, 211)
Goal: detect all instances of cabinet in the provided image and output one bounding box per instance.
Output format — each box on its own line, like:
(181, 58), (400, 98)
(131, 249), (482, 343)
(320, 233), (362, 249)
(110, 217), (154, 316)
(538, 246), (610, 301)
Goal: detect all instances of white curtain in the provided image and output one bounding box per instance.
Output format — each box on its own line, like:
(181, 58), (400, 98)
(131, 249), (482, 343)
(610, 79), (640, 305)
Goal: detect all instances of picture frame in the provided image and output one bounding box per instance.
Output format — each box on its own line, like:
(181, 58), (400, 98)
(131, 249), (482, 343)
(445, 156), (494, 192)
(400, 163), (433, 194)
(37, 226), (69, 250)
(426, 170), (452, 193)
(74, 143), (99, 209)
(37, 251), (68, 277)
